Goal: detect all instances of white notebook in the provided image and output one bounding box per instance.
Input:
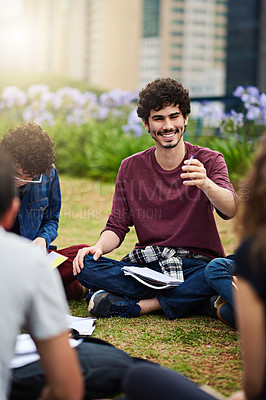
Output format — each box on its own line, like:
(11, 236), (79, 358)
(122, 266), (182, 290)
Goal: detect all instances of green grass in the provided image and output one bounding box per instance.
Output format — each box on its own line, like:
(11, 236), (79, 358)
(55, 175), (242, 398)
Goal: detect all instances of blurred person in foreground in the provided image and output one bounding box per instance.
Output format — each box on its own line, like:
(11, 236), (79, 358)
(230, 134), (266, 400)
(119, 136), (266, 400)
(0, 122), (88, 300)
(0, 153), (83, 400)
(73, 78), (238, 323)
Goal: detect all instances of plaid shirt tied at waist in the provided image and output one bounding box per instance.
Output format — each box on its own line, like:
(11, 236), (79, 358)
(121, 246), (211, 283)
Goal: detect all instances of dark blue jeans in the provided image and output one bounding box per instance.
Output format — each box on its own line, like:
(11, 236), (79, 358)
(9, 341), (135, 400)
(123, 364), (216, 400)
(204, 257), (235, 307)
(77, 254), (216, 319)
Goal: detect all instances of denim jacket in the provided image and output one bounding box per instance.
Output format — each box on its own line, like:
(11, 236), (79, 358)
(18, 166), (61, 248)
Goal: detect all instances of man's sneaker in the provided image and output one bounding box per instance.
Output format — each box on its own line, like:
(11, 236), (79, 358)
(88, 290), (141, 318)
(85, 290), (95, 303)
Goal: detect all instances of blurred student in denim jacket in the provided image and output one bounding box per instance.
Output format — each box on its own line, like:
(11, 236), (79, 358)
(0, 122), (88, 299)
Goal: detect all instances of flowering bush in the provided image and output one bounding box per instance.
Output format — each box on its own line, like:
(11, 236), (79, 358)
(195, 85), (266, 186)
(199, 86), (266, 139)
(0, 83), (262, 182)
(1, 84), (265, 140)
(0, 84), (140, 129)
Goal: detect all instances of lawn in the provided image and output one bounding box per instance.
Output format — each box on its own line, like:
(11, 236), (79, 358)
(54, 175), (242, 398)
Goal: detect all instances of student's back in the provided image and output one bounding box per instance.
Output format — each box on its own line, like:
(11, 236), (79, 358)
(0, 229), (73, 399)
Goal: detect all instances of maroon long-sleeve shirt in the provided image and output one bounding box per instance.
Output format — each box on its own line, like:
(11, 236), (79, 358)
(103, 142), (236, 259)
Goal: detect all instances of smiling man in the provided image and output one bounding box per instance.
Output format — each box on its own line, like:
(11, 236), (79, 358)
(73, 78), (238, 321)
(144, 106), (188, 150)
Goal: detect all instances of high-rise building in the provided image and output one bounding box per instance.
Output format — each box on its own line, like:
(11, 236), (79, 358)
(86, 0), (142, 91)
(86, 0), (228, 95)
(226, 0), (266, 94)
(139, 0), (228, 96)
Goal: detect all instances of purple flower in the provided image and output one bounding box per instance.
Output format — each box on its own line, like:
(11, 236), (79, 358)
(237, 86), (260, 110)
(39, 92), (56, 109)
(97, 106), (109, 121)
(233, 86), (245, 98)
(66, 108), (84, 125)
(54, 87), (85, 110)
(259, 93), (266, 108)
(83, 91), (98, 105)
(27, 84), (50, 99)
(1, 86), (27, 108)
(122, 123), (143, 137)
(246, 106), (261, 121)
(229, 110), (244, 128)
(246, 86), (260, 97)
(84, 103), (109, 121)
(99, 89), (138, 107)
(122, 108), (144, 137)
(23, 107), (54, 126)
(198, 102), (224, 127)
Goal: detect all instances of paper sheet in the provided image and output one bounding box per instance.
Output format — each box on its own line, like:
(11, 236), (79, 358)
(122, 266), (182, 288)
(66, 314), (96, 336)
(10, 334), (83, 369)
(10, 315), (96, 369)
(47, 251), (68, 269)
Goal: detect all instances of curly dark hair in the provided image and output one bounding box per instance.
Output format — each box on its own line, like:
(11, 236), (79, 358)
(0, 151), (16, 220)
(238, 135), (266, 266)
(137, 78), (191, 124)
(0, 122), (55, 176)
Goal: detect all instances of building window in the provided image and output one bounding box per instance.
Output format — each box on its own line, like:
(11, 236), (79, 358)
(171, 42), (183, 48)
(171, 66), (182, 71)
(171, 8), (184, 12)
(142, 0), (160, 38)
(172, 19), (184, 24)
(171, 31), (183, 36)
(171, 54), (182, 59)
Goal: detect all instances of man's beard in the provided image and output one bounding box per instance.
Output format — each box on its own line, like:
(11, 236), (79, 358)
(151, 128), (184, 149)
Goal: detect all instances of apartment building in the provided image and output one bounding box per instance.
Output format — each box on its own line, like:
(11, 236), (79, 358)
(139, 0), (228, 96)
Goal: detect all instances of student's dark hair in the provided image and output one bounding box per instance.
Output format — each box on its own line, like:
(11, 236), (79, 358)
(0, 122), (55, 176)
(137, 78), (191, 124)
(238, 135), (266, 266)
(0, 152), (16, 220)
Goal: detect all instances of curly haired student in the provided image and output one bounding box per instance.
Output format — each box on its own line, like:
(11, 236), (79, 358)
(0, 122), (88, 300)
(73, 78), (238, 322)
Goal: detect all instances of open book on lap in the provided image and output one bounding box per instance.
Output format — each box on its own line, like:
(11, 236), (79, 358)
(122, 266), (183, 290)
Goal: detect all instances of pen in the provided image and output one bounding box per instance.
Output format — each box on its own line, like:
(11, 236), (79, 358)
(188, 155), (194, 165)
